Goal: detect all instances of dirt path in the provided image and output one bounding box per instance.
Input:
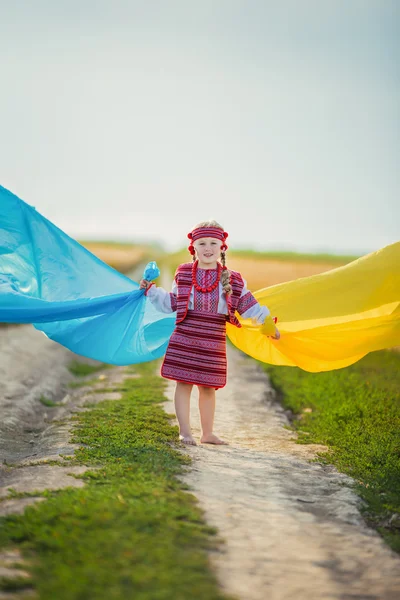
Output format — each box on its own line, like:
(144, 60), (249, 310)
(0, 324), (78, 465)
(162, 346), (400, 600)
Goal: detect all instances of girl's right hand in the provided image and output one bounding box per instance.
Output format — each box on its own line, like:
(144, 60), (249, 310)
(139, 279), (152, 290)
(260, 316), (280, 340)
(270, 326), (280, 340)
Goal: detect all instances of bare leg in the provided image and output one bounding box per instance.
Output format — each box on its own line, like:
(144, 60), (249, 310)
(198, 386), (228, 445)
(174, 381), (196, 445)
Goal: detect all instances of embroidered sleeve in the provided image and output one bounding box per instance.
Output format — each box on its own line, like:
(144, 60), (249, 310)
(237, 278), (271, 324)
(237, 290), (258, 314)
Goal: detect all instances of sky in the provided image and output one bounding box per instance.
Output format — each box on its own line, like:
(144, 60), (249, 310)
(0, 1), (399, 255)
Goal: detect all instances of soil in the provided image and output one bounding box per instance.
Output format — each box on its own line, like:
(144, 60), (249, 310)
(162, 346), (400, 600)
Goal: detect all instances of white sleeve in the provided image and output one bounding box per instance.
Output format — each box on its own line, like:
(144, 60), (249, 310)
(239, 278), (271, 324)
(146, 284), (176, 313)
(241, 304), (270, 324)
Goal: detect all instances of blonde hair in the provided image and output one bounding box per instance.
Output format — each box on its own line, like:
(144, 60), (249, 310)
(190, 220), (232, 295)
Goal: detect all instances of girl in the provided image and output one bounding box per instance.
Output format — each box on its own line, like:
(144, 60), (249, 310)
(139, 220), (280, 446)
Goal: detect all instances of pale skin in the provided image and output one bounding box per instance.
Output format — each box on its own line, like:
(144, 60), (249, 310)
(139, 237), (280, 446)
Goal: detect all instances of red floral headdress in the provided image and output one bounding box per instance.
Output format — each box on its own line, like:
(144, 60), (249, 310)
(187, 226), (229, 256)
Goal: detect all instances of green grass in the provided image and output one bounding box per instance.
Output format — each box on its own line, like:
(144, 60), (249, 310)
(67, 361), (113, 377)
(0, 576), (31, 593)
(39, 396), (62, 407)
(230, 248), (361, 263)
(0, 362), (233, 600)
(260, 348), (400, 552)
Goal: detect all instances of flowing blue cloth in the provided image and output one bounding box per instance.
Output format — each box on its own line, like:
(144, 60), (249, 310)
(0, 185), (175, 364)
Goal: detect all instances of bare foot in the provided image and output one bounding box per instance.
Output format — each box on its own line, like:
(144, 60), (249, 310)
(200, 433), (229, 445)
(179, 434), (197, 446)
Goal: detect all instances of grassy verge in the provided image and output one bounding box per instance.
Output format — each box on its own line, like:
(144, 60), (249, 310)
(0, 362), (233, 600)
(230, 248), (361, 263)
(67, 360), (113, 377)
(260, 349), (400, 553)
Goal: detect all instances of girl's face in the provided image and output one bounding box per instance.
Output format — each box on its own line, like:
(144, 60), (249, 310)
(193, 237), (222, 265)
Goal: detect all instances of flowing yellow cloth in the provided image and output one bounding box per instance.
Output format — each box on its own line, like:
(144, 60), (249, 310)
(227, 241), (400, 372)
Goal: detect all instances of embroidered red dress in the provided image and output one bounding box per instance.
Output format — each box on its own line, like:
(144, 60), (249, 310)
(145, 263), (270, 389)
(162, 266), (227, 389)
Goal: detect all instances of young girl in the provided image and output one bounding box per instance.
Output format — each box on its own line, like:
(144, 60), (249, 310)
(139, 221), (280, 446)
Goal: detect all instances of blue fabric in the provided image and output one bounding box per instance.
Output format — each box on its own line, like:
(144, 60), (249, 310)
(0, 185), (176, 364)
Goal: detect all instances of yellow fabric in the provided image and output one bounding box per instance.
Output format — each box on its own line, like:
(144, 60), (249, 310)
(259, 315), (278, 336)
(227, 241), (400, 372)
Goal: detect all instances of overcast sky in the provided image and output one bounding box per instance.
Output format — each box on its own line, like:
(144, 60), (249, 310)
(0, 1), (398, 255)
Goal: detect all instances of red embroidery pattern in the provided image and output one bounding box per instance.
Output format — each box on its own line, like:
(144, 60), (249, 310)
(192, 260), (222, 293)
(194, 268), (219, 312)
(161, 310), (227, 389)
(160, 264), (254, 389)
(237, 291), (258, 314)
(169, 292), (177, 312)
(175, 263), (244, 327)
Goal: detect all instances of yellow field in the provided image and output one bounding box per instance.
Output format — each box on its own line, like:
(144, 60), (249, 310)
(164, 249), (351, 291)
(226, 255), (349, 291)
(80, 242), (149, 274)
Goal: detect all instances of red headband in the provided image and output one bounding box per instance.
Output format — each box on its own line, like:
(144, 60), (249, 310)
(187, 227), (229, 254)
(188, 227), (228, 242)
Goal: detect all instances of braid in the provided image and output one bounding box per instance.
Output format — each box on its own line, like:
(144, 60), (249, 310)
(220, 251), (232, 296)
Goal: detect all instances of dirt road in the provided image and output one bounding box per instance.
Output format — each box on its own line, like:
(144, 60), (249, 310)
(0, 324), (77, 465)
(163, 346), (400, 600)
